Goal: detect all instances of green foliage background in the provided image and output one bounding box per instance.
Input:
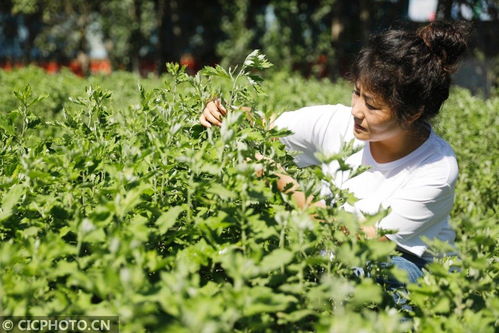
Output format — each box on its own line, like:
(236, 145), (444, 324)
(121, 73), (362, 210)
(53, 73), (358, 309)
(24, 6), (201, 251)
(0, 58), (497, 332)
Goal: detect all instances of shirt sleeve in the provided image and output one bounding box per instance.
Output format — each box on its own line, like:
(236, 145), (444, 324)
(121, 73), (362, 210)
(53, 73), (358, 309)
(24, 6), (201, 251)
(273, 105), (353, 167)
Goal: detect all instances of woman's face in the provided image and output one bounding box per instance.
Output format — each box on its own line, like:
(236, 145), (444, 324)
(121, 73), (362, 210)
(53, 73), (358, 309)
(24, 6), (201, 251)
(350, 82), (404, 142)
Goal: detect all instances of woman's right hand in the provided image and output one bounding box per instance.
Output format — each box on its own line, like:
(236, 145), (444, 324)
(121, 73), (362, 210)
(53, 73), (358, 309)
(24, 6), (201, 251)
(199, 99), (227, 128)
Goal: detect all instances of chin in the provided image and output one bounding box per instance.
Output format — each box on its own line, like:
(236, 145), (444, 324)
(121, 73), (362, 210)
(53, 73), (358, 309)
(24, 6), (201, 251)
(353, 130), (369, 141)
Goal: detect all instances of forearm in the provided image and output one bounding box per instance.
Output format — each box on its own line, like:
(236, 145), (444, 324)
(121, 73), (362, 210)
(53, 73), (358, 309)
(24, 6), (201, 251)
(361, 225), (389, 241)
(275, 172), (325, 209)
(275, 172), (386, 240)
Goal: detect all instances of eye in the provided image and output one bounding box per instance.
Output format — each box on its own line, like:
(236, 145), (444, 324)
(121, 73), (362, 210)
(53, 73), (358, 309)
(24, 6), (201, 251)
(366, 103), (378, 110)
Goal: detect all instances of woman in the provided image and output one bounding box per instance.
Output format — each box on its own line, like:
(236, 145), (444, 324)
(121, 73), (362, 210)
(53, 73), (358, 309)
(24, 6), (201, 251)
(199, 21), (470, 284)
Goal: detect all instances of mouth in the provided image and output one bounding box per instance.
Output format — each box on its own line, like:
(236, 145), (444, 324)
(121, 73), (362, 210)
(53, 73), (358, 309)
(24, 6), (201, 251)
(354, 122), (367, 132)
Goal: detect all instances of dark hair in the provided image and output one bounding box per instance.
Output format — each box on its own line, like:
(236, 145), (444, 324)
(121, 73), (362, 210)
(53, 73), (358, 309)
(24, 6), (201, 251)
(351, 21), (471, 126)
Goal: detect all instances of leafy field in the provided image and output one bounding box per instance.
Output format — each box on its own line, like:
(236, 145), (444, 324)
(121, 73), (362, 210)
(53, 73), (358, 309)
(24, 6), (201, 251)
(0, 55), (497, 332)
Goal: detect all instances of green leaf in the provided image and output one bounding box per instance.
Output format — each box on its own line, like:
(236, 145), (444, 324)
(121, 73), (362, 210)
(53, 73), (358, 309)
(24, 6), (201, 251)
(336, 243), (361, 267)
(201, 65), (231, 80)
(52, 261), (79, 278)
(243, 287), (296, 316)
(128, 214), (150, 242)
(0, 184), (25, 221)
(433, 297), (451, 314)
(207, 184), (237, 200)
(259, 249), (294, 273)
(115, 184), (151, 218)
(156, 206), (186, 234)
(243, 50), (273, 70)
(366, 240), (396, 260)
(83, 227), (106, 243)
(350, 279), (382, 306)
(277, 309), (316, 323)
(19, 226), (40, 238)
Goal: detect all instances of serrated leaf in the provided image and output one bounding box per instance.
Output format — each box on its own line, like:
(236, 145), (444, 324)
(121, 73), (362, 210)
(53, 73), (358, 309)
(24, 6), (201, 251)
(277, 309), (316, 323)
(208, 184), (237, 200)
(83, 228), (106, 243)
(115, 184), (151, 218)
(350, 279), (382, 306)
(244, 287), (296, 315)
(433, 297), (451, 314)
(156, 206), (186, 234)
(243, 50), (273, 70)
(0, 184), (25, 221)
(201, 65), (231, 79)
(366, 240), (396, 260)
(260, 249), (294, 273)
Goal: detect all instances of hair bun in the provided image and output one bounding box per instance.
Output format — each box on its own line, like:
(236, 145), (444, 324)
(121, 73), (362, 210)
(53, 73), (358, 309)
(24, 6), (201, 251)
(417, 21), (471, 74)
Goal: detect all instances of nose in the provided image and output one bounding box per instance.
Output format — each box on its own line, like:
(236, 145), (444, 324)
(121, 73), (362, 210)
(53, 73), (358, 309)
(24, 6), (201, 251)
(351, 96), (364, 120)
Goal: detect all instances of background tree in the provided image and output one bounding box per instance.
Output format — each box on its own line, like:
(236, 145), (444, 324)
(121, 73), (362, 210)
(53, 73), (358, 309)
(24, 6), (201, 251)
(99, 0), (155, 73)
(9, 0), (97, 65)
(2, 0), (497, 86)
(262, 0), (334, 75)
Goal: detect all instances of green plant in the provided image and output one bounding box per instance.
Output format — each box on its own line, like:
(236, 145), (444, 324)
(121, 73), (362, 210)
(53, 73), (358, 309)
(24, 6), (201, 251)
(0, 52), (497, 332)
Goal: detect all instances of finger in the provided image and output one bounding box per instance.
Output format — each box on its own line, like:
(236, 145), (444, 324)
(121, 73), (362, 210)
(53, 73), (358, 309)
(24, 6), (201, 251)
(199, 114), (212, 128)
(205, 112), (222, 126)
(210, 109), (223, 121)
(215, 99), (228, 115)
(204, 103), (221, 120)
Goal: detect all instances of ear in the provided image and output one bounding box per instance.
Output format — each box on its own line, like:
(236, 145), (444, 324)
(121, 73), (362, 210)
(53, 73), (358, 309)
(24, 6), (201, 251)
(406, 107), (425, 125)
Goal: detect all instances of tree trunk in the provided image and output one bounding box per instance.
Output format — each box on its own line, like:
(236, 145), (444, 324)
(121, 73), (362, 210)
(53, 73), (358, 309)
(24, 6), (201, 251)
(129, 0), (143, 73)
(76, 2), (90, 76)
(359, 0), (371, 46)
(331, 0), (363, 78)
(23, 12), (41, 64)
(155, 0), (183, 75)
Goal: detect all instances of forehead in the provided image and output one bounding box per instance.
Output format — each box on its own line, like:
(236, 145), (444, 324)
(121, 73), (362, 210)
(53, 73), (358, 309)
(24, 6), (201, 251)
(354, 80), (385, 105)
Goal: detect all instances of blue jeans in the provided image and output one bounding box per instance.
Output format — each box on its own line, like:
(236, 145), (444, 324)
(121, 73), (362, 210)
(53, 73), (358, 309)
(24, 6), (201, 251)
(390, 255), (425, 284)
(382, 255), (427, 309)
(352, 255), (427, 285)
(352, 254), (427, 308)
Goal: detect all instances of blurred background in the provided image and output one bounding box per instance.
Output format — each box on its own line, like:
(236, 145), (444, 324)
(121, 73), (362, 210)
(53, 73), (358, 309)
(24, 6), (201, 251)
(0, 0), (497, 96)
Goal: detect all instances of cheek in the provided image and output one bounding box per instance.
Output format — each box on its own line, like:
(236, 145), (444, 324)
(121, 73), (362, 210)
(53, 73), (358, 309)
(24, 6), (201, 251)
(366, 114), (400, 135)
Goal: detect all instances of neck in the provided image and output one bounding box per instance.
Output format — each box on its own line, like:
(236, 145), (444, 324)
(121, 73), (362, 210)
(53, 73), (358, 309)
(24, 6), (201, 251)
(369, 125), (430, 163)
